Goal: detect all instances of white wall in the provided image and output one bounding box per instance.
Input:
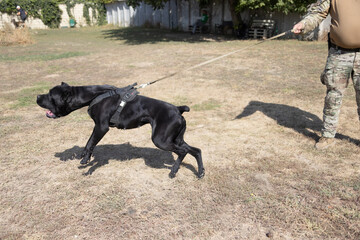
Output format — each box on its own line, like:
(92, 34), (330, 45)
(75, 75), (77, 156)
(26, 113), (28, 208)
(105, 0), (305, 34)
(0, 4), (97, 29)
(0, 13), (47, 29)
(106, 1), (178, 29)
(59, 4), (96, 28)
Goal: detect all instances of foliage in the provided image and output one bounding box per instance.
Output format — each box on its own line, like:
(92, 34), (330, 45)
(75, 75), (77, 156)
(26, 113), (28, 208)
(127, 0), (165, 10)
(126, 0), (314, 27)
(235, 0), (315, 14)
(65, 0), (76, 19)
(83, 1), (107, 26)
(228, 0), (315, 27)
(126, 0), (313, 13)
(0, 0), (63, 28)
(40, 1), (63, 28)
(0, 0), (108, 28)
(64, 0), (107, 26)
(126, 0), (207, 10)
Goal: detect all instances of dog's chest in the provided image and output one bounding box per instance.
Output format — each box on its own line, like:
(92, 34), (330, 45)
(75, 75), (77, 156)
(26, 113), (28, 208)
(111, 116), (150, 130)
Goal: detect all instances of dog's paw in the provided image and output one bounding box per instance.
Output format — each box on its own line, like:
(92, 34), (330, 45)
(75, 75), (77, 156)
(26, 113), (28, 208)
(169, 171), (176, 179)
(198, 168), (205, 179)
(77, 151), (86, 159)
(80, 158), (89, 165)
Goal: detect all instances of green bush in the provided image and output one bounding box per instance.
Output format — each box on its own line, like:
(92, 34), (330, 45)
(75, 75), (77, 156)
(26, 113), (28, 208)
(40, 1), (63, 28)
(83, 1), (107, 26)
(65, 0), (107, 26)
(0, 0), (62, 28)
(0, 0), (109, 28)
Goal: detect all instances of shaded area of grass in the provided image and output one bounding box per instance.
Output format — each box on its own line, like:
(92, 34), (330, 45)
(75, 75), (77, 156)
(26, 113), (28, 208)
(55, 144), (198, 177)
(102, 27), (234, 45)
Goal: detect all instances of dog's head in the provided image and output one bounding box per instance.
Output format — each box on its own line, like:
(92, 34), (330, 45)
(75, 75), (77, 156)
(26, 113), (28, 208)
(37, 82), (73, 119)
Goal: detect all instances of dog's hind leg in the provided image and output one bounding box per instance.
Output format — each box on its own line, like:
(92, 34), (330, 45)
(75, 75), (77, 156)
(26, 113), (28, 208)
(154, 119), (204, 178)
(178, 142), (204, 178)
(168, 123), (188, 178)
(174, 121), (204, 178)
(188, 144), (204, 178)
(151, 120), (185, 178)
(168, 142), (204, 178)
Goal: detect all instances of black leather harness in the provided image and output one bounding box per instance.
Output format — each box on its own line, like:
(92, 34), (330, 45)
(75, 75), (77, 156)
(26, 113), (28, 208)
(87, 83), (139, 125)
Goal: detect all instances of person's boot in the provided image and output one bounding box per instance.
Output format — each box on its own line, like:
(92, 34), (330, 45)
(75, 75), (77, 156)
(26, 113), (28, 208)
(315, 137), (336, 150)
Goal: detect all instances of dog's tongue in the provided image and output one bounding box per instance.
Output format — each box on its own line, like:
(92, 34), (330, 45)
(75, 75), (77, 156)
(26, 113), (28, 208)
(46, 110), (56, 118)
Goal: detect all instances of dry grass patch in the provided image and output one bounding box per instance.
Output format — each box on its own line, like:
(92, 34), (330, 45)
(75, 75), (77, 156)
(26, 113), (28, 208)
(1, 27), (360, 239)
(0, 24), (33, 46)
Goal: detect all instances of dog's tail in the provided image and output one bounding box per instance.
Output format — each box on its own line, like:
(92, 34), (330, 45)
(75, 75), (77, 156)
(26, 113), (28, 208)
(177, 105), (190, 114)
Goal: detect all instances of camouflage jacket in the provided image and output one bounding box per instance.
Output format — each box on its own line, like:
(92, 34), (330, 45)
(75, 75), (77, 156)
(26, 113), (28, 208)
(300, 0), (330, 34)
(300, 0), (360, 48)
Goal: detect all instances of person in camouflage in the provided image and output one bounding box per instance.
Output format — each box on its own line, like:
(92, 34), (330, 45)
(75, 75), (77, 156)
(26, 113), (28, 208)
(293, 0), (360, 149)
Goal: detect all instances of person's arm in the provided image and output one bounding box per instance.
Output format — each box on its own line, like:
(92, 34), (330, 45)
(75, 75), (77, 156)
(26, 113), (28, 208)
(293, 0), (330, 34)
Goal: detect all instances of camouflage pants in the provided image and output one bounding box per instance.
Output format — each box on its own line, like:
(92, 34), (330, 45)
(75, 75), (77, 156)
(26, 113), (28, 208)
(321, 47), (360, 138)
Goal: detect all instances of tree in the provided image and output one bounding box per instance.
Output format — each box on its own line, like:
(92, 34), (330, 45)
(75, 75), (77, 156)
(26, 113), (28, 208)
(235, 0), (314, 14)
(232, 0), (315, 25)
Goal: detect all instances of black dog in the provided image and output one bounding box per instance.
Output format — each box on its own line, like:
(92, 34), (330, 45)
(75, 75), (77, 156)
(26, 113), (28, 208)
(36, 82), (204, 178)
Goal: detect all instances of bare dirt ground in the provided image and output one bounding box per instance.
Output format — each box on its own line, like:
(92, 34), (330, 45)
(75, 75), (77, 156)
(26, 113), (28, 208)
(0, 27), (359, 240)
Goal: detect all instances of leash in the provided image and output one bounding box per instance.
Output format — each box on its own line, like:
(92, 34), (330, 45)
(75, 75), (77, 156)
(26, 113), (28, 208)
(135, 29), (293, 89)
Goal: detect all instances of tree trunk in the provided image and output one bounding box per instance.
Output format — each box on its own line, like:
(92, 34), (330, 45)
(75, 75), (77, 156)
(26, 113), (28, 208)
(227, 0), (243, 27)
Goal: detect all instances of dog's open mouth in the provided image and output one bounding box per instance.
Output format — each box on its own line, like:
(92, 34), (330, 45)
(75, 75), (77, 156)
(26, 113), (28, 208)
(46, 110), (57, 119)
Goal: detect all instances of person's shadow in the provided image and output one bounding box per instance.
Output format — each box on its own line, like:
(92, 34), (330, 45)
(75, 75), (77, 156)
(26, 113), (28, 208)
(55, 143), (197, 176)
(235, 101), (360, 145)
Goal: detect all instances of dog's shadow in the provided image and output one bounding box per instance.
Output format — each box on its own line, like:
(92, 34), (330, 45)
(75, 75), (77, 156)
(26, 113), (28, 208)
(235, 101), (360, 145)
(55, 143), (197, 176)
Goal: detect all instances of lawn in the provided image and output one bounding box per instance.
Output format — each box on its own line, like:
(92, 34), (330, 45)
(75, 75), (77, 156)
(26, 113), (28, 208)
(0, 26), (359, 239)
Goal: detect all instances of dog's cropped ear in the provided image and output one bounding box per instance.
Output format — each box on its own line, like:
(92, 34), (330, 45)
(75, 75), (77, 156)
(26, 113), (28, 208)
(61, 82), (72, 100)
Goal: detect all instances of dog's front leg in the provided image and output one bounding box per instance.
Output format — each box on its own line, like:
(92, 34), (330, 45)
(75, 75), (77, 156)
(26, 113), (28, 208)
(80, 124), (109, 164)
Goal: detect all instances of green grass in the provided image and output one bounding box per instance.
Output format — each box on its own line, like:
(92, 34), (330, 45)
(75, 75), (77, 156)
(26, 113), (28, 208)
(11, 82), (51, 109)
(192, 98), (221, 111)
(0, 51), (88, 62)
(46, 65), (72, 74)
(171, 96), (191, 106)
(1, 27), (359, 240)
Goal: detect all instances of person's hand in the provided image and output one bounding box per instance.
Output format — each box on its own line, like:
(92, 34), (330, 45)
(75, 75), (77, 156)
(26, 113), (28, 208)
(292, 22), (304, 34)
